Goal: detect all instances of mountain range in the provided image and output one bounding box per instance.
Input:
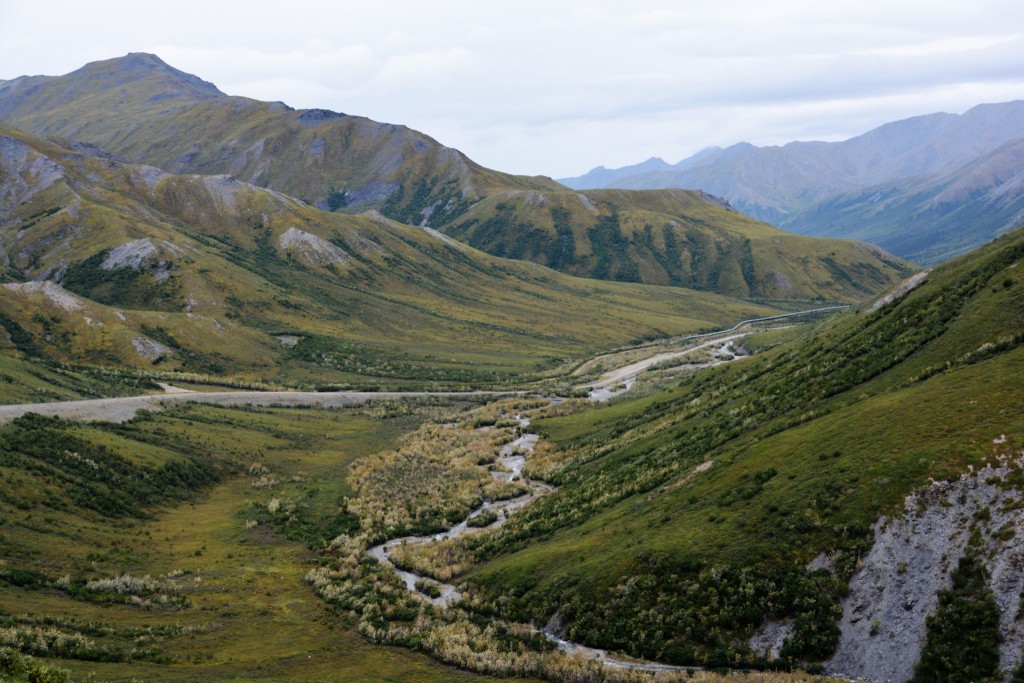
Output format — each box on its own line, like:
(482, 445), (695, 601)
(0, 53), (913, 301)
(561, 101), (1024, 265)
(1, 123), (789, 391)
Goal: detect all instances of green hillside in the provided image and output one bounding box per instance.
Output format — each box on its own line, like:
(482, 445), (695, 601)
(0, 54), (914, 304)
(0, 125), (777, 393)
(442, 188), (916, 300)
(454, 226), (1024, 668)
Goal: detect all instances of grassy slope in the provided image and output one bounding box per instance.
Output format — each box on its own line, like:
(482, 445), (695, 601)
(0, 125), (777, 391)
(1, 54), (914, 304)
(442, 188), (917, 301)
(0, 399), (525, 682)
(465, 226), (1024, 665)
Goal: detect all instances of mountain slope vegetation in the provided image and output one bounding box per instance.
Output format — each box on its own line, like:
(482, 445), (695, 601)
(0, 54), (913, 299)
(442, 188), (915, 299)
(0, 124), (780, 391)
(0, 53), (561, 227)
(453, 226), (1024, 671)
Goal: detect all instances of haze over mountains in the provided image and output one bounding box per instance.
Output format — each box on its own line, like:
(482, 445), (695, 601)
(561, 101), (1024, 265)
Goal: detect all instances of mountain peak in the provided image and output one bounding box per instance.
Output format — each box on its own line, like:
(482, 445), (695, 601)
(65, 52), (225, 101)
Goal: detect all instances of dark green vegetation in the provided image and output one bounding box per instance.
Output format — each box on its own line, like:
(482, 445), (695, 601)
(0, 397), (521, 682)
(0, 353), (160, 405)
(911, 554), (1000, 683)
(0, 124), (783, 392)
(1, 648), (89, 683)
(443, 189), (915, 299)
(456, 227), (1024, 668)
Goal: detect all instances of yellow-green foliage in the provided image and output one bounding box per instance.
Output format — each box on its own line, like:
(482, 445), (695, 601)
(0, 125), (781, 390)
(390, 537), (478, 582)
(443, 188), (917, 300)
(349, 422), (516, 541)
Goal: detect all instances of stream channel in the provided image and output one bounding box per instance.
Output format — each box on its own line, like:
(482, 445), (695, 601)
(365, 338), (748, 673)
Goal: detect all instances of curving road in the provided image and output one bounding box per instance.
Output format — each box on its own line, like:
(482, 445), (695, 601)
(0, 305), (847, 424)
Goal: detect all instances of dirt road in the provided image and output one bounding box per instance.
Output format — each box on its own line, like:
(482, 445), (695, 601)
(0, 390), (498, 424)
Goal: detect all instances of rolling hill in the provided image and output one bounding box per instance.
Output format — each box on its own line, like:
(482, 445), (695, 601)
(441, 187), (916, 300)
(561, 101), (1024, 265)
(0, 123), (782, 393)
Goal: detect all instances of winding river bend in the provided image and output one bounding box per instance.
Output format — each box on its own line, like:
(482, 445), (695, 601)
(364, 412), (709, 673)
(367, 420), (545, 607)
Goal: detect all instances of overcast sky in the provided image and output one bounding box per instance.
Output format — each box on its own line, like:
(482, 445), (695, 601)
(2, 0), (1023, 178)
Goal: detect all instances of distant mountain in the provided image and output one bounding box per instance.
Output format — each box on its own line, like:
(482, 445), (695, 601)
(560, 102), (1024, 264)
(440, 188), (916, 301)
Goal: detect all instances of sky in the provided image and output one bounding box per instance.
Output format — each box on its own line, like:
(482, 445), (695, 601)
(2, 0), (1023, 178)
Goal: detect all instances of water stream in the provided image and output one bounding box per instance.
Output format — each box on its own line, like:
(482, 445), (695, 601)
(364, 414), (700, 673)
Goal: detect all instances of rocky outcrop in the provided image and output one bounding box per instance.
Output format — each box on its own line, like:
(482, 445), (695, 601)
(3, 280), (83, 311)
(0, 136), (63, 211)
(828, 449), (1024, 681)
(101, 238), (183, 283)
(277, 227), (347, 267)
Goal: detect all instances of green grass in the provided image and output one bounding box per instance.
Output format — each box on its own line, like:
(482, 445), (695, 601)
(0, 398), (526, 682)
(459, 226), (1024, 667)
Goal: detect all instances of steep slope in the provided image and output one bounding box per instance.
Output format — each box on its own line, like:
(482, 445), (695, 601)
(0, 53), (562, 226)
(458, 226), (1024, 674)
(0, 124), (776, 390)
(561, 102), (1024, 264)
(785, 138), (1024, 264)
(442, 188), (916, 301)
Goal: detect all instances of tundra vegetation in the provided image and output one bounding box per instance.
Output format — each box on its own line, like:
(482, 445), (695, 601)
(0, 227), (1021, 681)
(4, 52), (1022, 683)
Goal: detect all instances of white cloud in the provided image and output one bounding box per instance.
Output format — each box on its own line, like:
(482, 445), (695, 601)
(1, 0), (1023, 177)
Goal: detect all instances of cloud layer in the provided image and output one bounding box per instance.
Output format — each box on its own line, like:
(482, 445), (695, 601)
(2, 0), (1022, 177)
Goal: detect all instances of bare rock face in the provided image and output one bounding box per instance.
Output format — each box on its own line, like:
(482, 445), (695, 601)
(749, 619), (793, 660)
(131, 336), (172, 361)
(101, 238), (183, 282)
(0, 136), (64, 211)
(277, 227), (347, 267)
(3, 280), (83, 311)
(828, 450), (1024, 682)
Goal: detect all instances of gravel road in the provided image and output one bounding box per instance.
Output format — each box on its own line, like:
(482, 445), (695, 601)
(0, 390), (498, 424)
